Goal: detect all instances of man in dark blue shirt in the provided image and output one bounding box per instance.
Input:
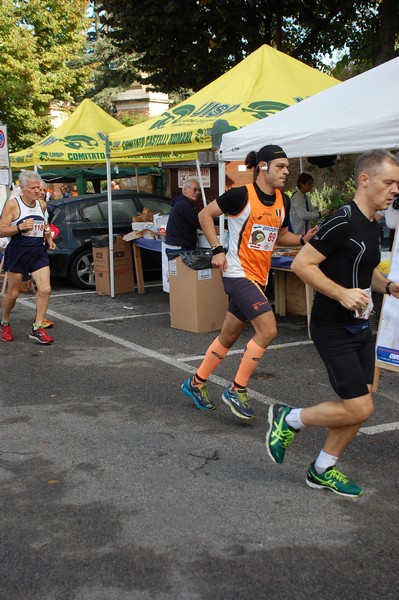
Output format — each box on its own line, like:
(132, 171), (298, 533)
(165, 180), (202, 253)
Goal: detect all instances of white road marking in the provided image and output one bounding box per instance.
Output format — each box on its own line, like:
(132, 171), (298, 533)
(359, 422), (399, 435)
(50, 291), (97, 297)
(17, 297), (399, 424)
(82, 312), (170, 323)
(17, 297), (277, 405)
(178, 340), (314, 362)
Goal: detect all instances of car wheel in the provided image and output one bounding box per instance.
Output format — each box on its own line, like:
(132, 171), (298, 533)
(68, 249), (95, 289)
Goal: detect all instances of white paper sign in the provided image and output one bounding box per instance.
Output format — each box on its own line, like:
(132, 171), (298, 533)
(178, 168), (210, 188)
(198, 269), (212, 280)
(376, 228), (399, 369)
(0, 169), (9, 185)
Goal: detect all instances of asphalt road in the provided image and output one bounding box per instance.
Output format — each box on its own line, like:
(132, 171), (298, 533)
(1, 278), (398, 600)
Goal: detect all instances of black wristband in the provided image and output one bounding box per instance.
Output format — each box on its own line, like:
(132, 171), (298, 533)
(211, 245), (224, 256)
(386, 281), (393, 295)
(300, 235), (305, 246)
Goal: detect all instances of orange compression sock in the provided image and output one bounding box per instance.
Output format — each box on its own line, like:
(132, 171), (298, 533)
(234, 339), (266, 388)
(195, 337), (230, 383)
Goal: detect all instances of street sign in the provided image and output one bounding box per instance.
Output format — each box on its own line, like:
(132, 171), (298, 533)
(0, 126), (10, 167)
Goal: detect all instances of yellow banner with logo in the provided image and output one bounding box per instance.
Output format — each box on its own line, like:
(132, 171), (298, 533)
(109, 45), (339, 159)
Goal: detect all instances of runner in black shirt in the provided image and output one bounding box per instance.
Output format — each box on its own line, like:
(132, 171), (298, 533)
(266, 149), (399, 497)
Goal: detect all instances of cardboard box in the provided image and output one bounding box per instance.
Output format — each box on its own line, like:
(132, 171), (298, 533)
(93, 236), (133, 270)
(93, 236), (134, 295)
(169, 256), (228, 333)
(94, 268), (135, 295)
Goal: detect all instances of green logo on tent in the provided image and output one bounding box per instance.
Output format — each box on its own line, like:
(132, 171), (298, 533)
(38, 152), (50, 161)
(241, 101), (289, 119)
(59, 135), (99, 150)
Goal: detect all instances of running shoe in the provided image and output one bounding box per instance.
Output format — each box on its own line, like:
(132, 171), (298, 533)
(306, 462), (363, 498)
(33, 315), (54, 329)
(222, 385), (255, 420)
(29, 327), (54, 345)
(266, 403), (297, 464)
(0, 323), (13, 342)
(181, 377), (215, 411)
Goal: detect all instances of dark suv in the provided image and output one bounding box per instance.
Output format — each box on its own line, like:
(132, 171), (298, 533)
(47, 190), (171, 289)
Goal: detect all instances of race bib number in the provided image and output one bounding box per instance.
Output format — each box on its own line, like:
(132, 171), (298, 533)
(248, 225), (278, 251)
(22, 219), (44, 238)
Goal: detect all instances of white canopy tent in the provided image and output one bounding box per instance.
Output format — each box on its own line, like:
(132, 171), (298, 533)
(220, 57), (399, 160)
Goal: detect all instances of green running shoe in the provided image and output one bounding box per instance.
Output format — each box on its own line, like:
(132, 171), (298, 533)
(266, 403), (297, 463)
(222, 385), (255, 420)
(181, 377), (215, 411)
(306, 463), (363, 497)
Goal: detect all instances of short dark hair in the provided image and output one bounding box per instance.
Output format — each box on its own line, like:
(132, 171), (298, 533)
(297, 172), (313, 188)
(354, 149), (399, 184)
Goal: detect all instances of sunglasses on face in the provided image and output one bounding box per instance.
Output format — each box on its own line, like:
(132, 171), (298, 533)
(188, 186), (200, 192)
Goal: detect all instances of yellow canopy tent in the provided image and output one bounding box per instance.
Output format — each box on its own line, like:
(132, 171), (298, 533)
(9, 98), (197, 170)
(105, 45), (340, 297)
(109, 44), (340, 160)
(9, 99), (128, 169)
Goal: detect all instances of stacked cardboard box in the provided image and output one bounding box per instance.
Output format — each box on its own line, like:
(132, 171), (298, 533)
(169, 257), (227, 333)
(93, 236), (134, 295)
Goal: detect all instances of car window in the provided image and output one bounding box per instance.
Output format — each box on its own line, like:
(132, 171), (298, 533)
(81, 203), (103, 223)
(96, 199), (137, 223)
(47, 205), (66, 226)
(140, 198), (171, 214)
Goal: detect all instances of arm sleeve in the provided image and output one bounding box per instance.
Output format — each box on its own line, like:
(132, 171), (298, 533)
(216, 186), (248, 215)
(309, 208), (349, 257)
(281, 194), (291, 228)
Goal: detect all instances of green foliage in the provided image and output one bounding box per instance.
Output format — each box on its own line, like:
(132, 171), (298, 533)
(85, 33), (141, 104)
(309, 184), (344, 212)
(98, 0), (394, 93)
(340, 177), (357, 204)
(0, 0), (92, 151)
(118, 113), (149, 128)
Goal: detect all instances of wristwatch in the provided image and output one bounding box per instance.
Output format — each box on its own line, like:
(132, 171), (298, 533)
(386, 281), (393, 295)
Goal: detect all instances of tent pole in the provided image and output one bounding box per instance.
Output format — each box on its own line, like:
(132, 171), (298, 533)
(218, 154), (226, 246)
(195, 157), (207, 208)
(135, 166), (139, 191)
(105, 135), (115, 298)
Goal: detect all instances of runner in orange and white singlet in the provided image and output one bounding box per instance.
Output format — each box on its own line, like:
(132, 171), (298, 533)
(181, 144), (318, 420)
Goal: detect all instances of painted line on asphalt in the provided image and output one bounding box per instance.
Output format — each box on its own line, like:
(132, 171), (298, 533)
(82, 312), (170, 323)
(359, 422), (399, 435)
(17, 297), (277, 406)
(178, 340), (314, 362)
(50, 291), (97, 297)
(16, 297), (399, 422)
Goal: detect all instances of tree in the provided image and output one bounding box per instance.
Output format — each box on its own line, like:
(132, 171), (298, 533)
(0, 0), (92, 152)
(99, 0), (398, 93)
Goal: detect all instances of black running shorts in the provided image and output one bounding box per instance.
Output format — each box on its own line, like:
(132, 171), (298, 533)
(222, 277), (273, 322)
(4, 244), (49, 278)
(310, 321), (375, 399)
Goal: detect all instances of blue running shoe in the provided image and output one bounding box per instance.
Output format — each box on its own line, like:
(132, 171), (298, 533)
(222, 385), (255, 420)
(266, 403), (296, 464)
(306, 463), (363, 497)
(181, 377), (215, 411)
